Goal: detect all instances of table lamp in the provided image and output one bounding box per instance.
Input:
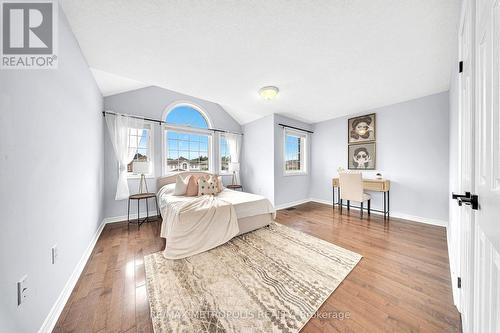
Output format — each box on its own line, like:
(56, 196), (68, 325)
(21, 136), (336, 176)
(229, 162), (240, 185)
(132, 160), (151, 194)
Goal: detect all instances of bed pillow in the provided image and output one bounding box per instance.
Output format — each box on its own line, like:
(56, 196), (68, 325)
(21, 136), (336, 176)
(185, 175), (200, 196)
(217, 176), (224, 193)
(198, 176), (218, 195)
(173, 175), (190, 196)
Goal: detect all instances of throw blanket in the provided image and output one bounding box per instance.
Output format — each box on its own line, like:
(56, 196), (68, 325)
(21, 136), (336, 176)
(160, 195), (239, 259)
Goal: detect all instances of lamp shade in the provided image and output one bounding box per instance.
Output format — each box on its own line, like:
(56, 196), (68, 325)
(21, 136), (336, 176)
(229, 162), (240, 173)
(132, 160), (150, 174)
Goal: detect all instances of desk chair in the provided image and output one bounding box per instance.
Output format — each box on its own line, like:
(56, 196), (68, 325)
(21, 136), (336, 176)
(339, 172), (371, 217)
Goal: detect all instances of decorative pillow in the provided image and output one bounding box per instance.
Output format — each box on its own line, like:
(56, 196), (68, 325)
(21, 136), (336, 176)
(173, 175), (190, 196)
(198, 176), (218, 195)
(185, 175), (200, 196)
(216, 176), (224, 193)
(184, 174), (211, 196)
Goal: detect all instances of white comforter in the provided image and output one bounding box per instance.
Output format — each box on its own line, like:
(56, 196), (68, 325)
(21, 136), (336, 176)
(158, 185), (275, 259)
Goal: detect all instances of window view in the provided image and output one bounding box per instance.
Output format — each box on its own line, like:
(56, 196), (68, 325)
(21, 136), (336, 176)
(166, 132), (210, 171)
(127, 127), (152, 174)
(166, 105), (209, 128)
(164, 105), (211, 172)
(284, 130), (306, 174)
(219, 135), (231, 173)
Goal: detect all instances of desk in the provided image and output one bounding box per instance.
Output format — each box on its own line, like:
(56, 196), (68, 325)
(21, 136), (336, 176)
(332, 178), (391, 218)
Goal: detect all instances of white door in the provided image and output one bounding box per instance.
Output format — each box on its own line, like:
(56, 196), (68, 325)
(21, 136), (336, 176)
(454, 1), (476, 332)
(453, 0), (500, 331)
(473, 0), (500, 332)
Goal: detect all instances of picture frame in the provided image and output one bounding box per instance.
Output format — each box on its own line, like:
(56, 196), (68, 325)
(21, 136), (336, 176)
(348, 113), (376, 144)
(348, 142), (376, 170)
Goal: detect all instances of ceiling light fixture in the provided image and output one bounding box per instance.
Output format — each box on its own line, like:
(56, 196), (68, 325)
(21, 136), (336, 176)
(259, 86), (279, 100)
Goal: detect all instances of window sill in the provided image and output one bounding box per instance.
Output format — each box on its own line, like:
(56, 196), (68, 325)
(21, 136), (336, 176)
(127, 174), (155, 180)
(283, 171), (308, 177)
(162, 170), (212, 176)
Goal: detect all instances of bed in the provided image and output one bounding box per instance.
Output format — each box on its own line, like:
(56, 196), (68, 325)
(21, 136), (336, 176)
(156, 171), (275, 259)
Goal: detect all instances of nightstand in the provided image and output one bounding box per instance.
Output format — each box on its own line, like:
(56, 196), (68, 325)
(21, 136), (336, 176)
(127, 193), (161, 229)
(226, 184), (243, 191)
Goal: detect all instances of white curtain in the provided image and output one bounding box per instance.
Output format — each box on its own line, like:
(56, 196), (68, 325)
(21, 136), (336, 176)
(105, 114), (144, 200)
(226, 133), (242, 184)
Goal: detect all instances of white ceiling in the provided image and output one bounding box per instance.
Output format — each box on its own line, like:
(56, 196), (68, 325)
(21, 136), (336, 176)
(90, 68), (149, 97)
(62, 0), (460, 124)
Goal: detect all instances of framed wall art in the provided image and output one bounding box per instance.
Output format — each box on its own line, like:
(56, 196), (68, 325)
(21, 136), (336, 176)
(348, 142), (376, 170)
(348, 113), (376, 144)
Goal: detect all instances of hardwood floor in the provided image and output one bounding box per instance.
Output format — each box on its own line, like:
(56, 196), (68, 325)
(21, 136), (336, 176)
(53, 202), (461, 333)
(280, 203), (461, 333)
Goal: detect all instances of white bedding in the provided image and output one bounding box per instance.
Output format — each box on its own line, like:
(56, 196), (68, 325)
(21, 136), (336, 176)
(157, 185), (275, 259)
(158, 185), (275, 219)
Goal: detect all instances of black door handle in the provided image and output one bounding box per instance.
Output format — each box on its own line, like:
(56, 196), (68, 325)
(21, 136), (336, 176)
(452, 192), (479, 210)
(452, 192), (471, 200)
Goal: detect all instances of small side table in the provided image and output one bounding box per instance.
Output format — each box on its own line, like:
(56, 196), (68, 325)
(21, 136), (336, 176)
(226, 184), (243, 191)
(128, 193), (161, 229)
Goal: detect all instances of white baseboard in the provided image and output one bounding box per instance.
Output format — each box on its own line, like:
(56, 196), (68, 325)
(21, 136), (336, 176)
(38, 219), (106, 333)
(388, 212), (448, 227)
(307, 198), (448, 227)
(308, 198), (332, 206)
(275, 198), (311, 210)
(103, 210), (160, 224)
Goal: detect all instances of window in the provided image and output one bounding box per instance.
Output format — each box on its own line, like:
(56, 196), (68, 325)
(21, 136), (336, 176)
(166, 131), (210, 172)
(163, 104), (212, 173)
(127, 125), (153, 177)
(284, 129), (307, 175)
(219, 135), (231, 173)
(166, 105), (209, 128)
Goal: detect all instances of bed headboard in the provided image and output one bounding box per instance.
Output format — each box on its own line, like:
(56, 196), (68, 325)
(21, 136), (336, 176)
(157, 171), (216, 189)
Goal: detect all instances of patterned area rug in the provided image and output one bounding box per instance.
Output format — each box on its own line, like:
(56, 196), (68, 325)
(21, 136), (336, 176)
(144, 222), (362, 333)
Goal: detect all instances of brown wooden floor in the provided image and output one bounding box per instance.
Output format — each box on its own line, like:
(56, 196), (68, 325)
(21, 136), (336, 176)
(53, 202), (461, 333)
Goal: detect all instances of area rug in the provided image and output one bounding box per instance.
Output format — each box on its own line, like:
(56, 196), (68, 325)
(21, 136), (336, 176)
(144, 222), (362, 333)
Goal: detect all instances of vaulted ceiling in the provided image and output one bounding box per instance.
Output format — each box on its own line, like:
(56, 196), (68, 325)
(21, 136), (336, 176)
(61, 0), (460, 124)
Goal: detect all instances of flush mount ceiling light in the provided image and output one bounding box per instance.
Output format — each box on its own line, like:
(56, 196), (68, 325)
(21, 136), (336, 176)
(259, 86), (279, 100)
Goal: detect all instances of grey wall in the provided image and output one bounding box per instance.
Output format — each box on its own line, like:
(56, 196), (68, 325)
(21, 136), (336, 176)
(0, 11), (103, 333)
(240, 114), (313, 207)
(103, 86), (241, 218)
(273, 115), (312, 207)
(309, 92), (450, 222)
(241, 115), (275, 203)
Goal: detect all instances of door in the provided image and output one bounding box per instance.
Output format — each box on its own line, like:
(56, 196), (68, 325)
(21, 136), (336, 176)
(454, 1), (476, 332)
(453, 0), (500, 332)
(473, 0), (500, 332)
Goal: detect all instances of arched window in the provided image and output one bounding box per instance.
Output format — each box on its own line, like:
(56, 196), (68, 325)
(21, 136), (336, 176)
(163, 103), (212, 173)
(165, 105), (209, 128)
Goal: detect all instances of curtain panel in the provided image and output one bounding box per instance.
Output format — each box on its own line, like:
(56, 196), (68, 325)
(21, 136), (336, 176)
(105, 114), (144, 200)
(226, 133), (242, 184)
